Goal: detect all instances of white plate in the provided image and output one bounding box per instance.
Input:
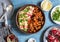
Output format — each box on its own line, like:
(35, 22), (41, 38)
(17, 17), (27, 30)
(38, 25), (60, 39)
(43, 25), (60, 42)
(51, 5), (60, 24)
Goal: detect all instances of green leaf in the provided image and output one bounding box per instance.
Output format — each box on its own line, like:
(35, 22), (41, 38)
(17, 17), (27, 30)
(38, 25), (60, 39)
(23, 7), (29, 12)
(20, 13), (25, 17)
(23, 28), (28, 32)
(57, 16), (60, 21)
(52, 8), (60, 21)
(19, 19), (23, 22)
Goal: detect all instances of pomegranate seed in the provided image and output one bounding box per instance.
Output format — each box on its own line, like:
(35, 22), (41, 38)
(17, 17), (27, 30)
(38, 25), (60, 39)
(53, 38), (59, 42)
(48, 34), (55, 41)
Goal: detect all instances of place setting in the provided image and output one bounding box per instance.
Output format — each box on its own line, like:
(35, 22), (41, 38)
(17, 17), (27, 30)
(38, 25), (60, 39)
(0, 0), (60, 42)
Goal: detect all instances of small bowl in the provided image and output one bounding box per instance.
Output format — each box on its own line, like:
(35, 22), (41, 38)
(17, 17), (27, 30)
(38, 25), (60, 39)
(16, 4), (45, 34)
(41, 0), (52, 11)
(51, 5), (60, 24)
(6, 34), (18, 42)
(28, 38), (36, 42)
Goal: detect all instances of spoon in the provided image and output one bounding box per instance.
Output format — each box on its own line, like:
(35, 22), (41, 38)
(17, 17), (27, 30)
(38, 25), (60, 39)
(4, 4), (13, 26)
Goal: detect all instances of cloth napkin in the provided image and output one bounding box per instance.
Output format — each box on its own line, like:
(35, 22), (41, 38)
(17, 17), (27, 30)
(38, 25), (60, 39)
(0, 26), (12, 42)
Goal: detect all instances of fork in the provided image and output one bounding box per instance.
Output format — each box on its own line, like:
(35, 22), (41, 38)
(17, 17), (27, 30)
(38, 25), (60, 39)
(0, 3), (6, 21)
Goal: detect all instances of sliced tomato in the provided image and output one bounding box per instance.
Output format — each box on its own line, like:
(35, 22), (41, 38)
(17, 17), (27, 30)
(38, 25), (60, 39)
(27, 13), (32, 17)
(20, 26), (24, 29)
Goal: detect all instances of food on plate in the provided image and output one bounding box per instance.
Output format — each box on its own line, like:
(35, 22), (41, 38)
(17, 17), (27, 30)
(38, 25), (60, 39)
(51, 5), (60, 24)
(16, 5), (45, 33)
(6, 34), (18, 42)
(47, 27), (60, 42)
(47, 34), (55, 41)
(41, 0), (52, 11)
(52, 7), (60, 22)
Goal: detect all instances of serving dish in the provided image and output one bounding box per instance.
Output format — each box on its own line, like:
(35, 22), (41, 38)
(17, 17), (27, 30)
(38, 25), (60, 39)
(43, 25), (60, 42)
(51, 5), (60, 25)
(16, 4), (45, 34)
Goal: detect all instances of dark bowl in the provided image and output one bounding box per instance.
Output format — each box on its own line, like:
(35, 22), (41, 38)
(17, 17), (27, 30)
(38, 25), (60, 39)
(16, 4), (45, 34)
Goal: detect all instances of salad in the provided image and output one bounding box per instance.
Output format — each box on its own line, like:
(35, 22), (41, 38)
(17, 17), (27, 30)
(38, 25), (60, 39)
(52, 7), (60, 22)
(18, 6), (34, 31)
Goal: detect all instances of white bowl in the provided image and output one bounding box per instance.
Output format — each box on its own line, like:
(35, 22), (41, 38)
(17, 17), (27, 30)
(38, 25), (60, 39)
(41, 0), (52, 11)
(28, 38), (36, 42)
(51, 5), (60, 24)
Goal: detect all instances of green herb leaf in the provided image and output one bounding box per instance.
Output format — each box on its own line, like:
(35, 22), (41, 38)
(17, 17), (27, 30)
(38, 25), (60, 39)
(23, 28), (28, 32)
(52, 7), (60, 22)
(19, 19), (23, 22)
(23, 7), (29, 12)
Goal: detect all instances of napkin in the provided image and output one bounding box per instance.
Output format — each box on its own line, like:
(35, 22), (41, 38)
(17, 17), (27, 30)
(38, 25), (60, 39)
(0, 3), (3, 17)
(0, 26), (11, 42)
